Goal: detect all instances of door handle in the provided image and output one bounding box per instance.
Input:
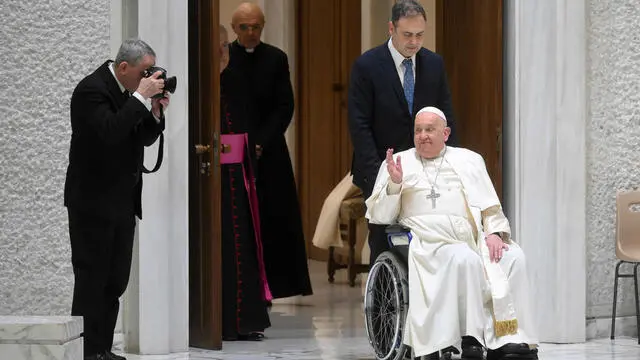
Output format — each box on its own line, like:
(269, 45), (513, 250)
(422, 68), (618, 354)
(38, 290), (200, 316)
(200, 161), (211, 176)
(195, 144), (211, 154)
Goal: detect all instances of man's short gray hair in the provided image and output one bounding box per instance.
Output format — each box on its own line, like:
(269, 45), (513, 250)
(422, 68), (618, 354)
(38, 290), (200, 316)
(115, 39), (156, 66)
(391, 0), (426, 26)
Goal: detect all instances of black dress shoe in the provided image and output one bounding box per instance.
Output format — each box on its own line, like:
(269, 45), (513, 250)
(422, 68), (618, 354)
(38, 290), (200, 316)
(105, 351), (127, 360)
(487, 343), (538, 360)
(237, 332), (265, 341)
(420, 352), (439, 360)
(84, 354), (107, 360)
(461, 336), (484, 358)
(224, 332), (265, 341)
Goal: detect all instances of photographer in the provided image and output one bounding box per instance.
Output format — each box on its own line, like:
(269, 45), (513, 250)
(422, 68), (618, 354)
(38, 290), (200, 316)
(64, 39), (169, 360)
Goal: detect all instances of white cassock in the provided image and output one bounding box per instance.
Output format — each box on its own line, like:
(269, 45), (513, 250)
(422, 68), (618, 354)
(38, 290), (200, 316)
(365, 146), (538, 357)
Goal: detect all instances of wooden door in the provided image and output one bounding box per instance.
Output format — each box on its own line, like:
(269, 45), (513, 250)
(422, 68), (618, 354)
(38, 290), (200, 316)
(188, 0), (222, 350)
(296, 0), (361, 260)
(436, 0), (504, 198)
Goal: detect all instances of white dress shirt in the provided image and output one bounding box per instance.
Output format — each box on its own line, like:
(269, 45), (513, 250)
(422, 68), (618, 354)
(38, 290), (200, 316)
(387, 38), (416, 87)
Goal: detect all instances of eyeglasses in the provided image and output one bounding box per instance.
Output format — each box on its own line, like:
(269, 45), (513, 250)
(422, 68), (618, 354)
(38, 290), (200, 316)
(238, 23), (262, 32)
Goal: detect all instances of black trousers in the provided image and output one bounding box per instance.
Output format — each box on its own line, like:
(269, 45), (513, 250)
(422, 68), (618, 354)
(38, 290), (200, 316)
(367, 222), (391, 265)
(68, 208), (135, 356)
(361, 182), (391, 265)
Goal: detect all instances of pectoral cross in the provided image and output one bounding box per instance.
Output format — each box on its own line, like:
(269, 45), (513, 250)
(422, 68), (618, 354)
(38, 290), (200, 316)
(426, 187), (440, 209)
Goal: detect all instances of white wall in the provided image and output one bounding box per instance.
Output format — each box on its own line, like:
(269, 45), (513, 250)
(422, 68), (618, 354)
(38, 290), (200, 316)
(0, 0), (110, 316)
(121, 0), (190, 354)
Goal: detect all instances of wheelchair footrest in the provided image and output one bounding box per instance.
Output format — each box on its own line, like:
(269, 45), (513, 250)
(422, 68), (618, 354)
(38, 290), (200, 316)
(385, 224), (411, 234)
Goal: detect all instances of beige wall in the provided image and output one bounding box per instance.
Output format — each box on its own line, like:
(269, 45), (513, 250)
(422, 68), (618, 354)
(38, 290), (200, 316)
(219, 0), (244, 35)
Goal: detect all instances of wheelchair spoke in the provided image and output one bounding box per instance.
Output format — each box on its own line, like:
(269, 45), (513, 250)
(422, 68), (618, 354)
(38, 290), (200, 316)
(364, 253), (408, 360)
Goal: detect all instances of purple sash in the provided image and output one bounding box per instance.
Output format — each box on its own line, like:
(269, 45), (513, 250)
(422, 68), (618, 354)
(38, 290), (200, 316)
(220, 133), (273, 302)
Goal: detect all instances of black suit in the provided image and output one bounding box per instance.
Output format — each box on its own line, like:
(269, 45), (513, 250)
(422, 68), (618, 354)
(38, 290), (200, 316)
(348, 43), (455, 264)
(64, 60), (164, 356)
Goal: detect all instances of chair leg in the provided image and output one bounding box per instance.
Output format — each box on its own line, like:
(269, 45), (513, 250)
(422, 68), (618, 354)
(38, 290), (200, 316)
(634, 263), (640, 345)
(348, 218), (357, 287)
(328, 247), (336, 283)
(611, 260), (624, 339)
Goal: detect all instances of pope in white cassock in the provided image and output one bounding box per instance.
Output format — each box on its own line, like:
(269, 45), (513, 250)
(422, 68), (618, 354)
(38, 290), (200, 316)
(365, 107), (539, 360)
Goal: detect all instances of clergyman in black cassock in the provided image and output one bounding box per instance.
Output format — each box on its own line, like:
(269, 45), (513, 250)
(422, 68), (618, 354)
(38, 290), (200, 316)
(222, 2), (313, 300)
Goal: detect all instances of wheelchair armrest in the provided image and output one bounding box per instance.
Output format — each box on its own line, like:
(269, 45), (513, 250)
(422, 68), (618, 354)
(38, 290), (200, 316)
(385, 224), (411, 234)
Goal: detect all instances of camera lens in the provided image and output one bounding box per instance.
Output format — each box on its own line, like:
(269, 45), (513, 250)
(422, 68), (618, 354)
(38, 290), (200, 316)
(164, 76), (177, 94)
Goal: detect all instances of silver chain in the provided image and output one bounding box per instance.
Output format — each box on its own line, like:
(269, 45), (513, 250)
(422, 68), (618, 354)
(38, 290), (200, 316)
(421, 146), (447, 188)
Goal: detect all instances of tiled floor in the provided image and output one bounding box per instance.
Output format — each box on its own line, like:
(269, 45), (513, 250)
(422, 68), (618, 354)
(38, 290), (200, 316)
(121, 261), (640, 360)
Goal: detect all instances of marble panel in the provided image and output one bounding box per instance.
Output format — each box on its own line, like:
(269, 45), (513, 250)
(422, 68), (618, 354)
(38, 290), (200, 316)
(0, 337), (82, 360)
(0, 316), (82, 343)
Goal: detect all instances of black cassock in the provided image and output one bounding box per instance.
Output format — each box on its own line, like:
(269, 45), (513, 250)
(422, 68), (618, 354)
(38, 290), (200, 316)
(221, 40), (313, 299)
(220, 94), (271, 339)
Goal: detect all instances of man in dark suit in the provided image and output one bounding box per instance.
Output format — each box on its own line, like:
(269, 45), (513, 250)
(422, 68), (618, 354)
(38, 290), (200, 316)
(64, 39), (168, 360)
(348, 0), (456, 267)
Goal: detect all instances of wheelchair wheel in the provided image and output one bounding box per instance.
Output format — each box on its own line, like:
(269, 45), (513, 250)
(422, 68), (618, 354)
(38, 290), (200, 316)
(364, 251), (409, 360)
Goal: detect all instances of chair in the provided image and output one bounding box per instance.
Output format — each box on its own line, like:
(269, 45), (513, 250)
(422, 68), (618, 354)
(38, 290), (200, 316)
(327, 196), (369, 287)
(610, 190), (640, 343)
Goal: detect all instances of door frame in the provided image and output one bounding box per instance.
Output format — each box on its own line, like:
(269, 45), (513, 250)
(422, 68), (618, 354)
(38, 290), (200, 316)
(187, 0), (222, 350)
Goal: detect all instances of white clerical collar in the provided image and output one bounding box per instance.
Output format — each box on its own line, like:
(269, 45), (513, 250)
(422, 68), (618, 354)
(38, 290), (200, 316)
(236, 41), (259, 53)
(108, 62), (126, 93)
(422, 146), (447, 160)
(387, 38), (416, 73)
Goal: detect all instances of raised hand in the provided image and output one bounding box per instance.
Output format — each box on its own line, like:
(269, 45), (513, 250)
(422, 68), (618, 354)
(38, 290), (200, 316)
(151, 93), (170, 119)
(386, 148), (403, 184)
(136, 71), (165, 99)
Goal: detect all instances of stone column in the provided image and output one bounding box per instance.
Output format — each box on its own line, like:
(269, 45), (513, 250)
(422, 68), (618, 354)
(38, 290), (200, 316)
(503, 0), (587, 343)
(122, 0), (190, 354)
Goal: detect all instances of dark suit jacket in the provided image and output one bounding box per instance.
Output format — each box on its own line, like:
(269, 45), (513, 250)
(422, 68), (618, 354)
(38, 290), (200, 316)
(64, 61), (165, 220)
(348, 43), (456, 198)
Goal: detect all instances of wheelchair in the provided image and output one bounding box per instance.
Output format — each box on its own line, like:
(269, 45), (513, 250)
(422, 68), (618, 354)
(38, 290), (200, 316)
(363, 224), (459, 360)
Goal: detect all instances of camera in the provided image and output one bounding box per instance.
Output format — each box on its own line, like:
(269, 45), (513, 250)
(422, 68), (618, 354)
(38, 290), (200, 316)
(143, 66), (177, 98)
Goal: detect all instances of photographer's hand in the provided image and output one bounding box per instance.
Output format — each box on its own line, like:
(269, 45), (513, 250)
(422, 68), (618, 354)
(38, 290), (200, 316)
(136, 71), (165, 99)
(152, 94), (170, 119)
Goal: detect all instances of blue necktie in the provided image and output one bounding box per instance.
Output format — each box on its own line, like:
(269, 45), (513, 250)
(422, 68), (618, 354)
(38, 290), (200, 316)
(402, 58), (414, 115)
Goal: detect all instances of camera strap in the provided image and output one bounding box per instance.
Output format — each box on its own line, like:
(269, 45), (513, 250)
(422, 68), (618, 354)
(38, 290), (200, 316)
(143, 108), (164, 174)
(142, 132), (164, 174)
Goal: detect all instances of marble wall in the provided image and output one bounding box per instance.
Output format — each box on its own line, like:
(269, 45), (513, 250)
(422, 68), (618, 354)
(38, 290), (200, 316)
(504, 0), (587, 343)
(121, 0), (190, 354)
(0, 0), (110, 315)
(586, 0), (640, 320)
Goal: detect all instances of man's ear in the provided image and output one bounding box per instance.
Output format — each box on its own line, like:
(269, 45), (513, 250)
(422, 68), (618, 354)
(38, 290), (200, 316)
(443, 127), (451, 141)
(388, 21), (394, 36)
(116, 61), (128, 74)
